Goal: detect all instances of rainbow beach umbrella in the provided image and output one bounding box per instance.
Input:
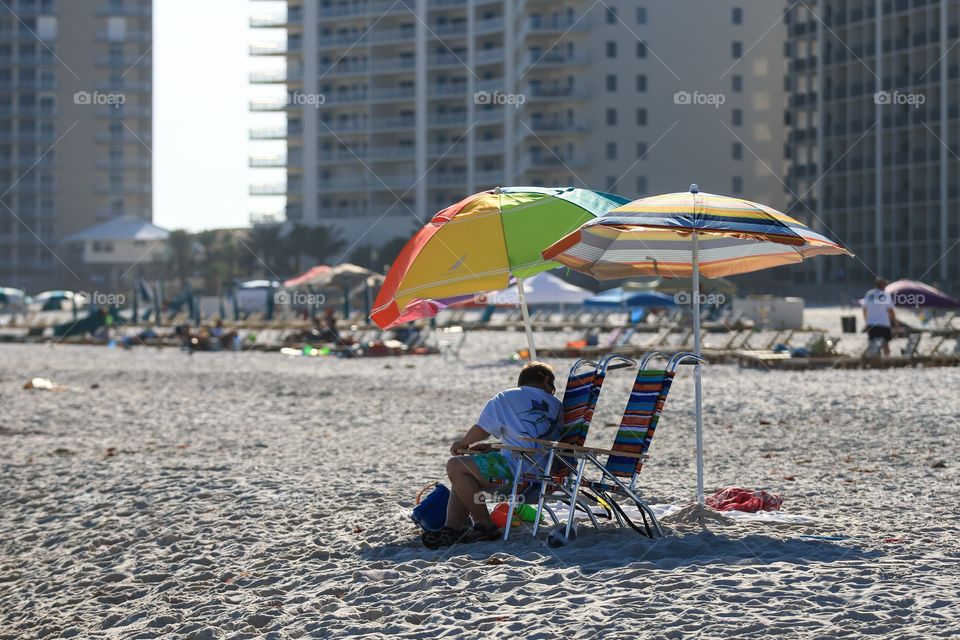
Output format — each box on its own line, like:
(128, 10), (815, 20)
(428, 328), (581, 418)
(371, 186), (629, 358)
(544, 184), (852, 504)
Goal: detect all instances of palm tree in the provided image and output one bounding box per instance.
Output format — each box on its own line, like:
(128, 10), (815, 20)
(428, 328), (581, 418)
(303, 224), (347, 266)
(166, 229), (194, 287)
(247, 224), (287, 277)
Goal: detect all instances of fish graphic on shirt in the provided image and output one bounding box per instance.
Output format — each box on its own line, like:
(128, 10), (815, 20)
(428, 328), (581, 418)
(519, 399), (555, 436)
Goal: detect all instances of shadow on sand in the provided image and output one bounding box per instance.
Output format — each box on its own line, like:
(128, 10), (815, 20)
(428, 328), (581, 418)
(361, 525), (882, 572)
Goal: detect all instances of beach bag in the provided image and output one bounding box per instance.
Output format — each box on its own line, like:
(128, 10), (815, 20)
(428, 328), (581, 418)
(411, 482), (450, 531)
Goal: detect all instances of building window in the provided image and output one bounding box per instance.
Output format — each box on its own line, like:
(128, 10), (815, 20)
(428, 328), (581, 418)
(732, 142), (742, 159)
(732, 176), (743, 193)
(636, 75), (647, 92)
(606, 74), (617, 91)
(732, 41), (742, 58)
(606, 176), (617, 190)
(636, 108), (647, 126)
(636, 175), (648, 194)
(606, 41), (617, 58)
(606, 108), (617, 125)
(636, 41), (647, 58)
(637, 7), (647, 24)
(606, 142), (617, 159)
(732, 75), (742, 92)
(732, 108), (742, 126)
(637, 142), (647, 158)
(606, 7), (617, 23)
(732, 7), (742, 24)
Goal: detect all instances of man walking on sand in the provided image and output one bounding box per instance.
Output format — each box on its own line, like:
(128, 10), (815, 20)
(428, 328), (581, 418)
(863, 277), (899, 356)
(422, 361), (561, 549)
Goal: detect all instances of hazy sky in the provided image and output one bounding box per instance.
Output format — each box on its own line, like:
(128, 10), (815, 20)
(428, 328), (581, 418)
(154, 0), (285, 232)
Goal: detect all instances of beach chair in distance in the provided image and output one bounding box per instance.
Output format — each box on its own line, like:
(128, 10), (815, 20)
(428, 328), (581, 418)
(534, 351), (706, 541)
(437, 325), (466, 361)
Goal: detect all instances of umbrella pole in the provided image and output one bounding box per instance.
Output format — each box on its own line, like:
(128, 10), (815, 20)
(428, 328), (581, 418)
(516, 277), (538, 360)
(692, 231), (705, 506)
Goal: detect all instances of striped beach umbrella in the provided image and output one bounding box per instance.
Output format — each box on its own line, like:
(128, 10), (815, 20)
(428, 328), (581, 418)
(371, 186), (629, 359)
(544, 184), (852, 504)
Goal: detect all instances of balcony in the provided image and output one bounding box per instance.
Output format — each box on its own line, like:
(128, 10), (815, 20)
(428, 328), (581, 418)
(250, 183), (287, 196)
(317, 176), (370, 191)
(325, 61), (371, 77)
(250, 13), (287, 28)
(95, 157), (151, 169)
(249, 98), (289, 112)
(96, 4), (152, 17)
(521, 120), (588, 135)
(249, 126), (288, 140)
(370, 58), (417, 74)
(249, 154), (287, 168)
(521, 16), (590, 39)
(318, 0), (414, 20)
(324, 90), (368, 105)
(518, 51), (589, 75)
(428, 82), (468, 97)
(369, 26), (417, 44)
(249, 42), (287, 56)
(250, 70), (289, 84)
(0, 132), (56, 144)
(96, 55), (151, 68)
(371, 86), (416, 102)
(95, 131), (152, 143)
(95, 184), (152, 195)
(524, 85), (589, 101)
(96, 30), (151, 43)
(369, 116), (416, 131)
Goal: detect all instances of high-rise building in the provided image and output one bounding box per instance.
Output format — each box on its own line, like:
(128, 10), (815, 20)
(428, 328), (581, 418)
(0, 0), (152, 291)
(784, 0), (959, 297)
(250, 0), (787, 255)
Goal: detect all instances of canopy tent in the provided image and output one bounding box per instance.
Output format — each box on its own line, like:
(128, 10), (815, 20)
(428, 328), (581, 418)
(583, 287), (676, 308)
(623, 276), (736, 296)
(284, 265), (331, 289)
(486, 271), (593, 306)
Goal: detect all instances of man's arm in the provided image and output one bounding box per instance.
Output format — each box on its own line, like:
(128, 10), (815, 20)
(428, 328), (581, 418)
(888, 306), (898, 328)
(450, 424), (492, 456)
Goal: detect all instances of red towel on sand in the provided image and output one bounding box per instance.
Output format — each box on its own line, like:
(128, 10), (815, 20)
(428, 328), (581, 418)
(706, 487), (783, 512)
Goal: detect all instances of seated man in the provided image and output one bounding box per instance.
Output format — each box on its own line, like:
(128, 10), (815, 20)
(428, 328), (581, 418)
(422, 361), (561, 549)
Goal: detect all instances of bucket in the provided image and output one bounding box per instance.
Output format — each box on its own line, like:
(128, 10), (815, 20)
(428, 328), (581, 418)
(411, 483), (450, 531)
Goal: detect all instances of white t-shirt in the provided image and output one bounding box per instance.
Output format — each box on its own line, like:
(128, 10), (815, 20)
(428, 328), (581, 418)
(863, 288), (894, 327)
(476, 386), (562, 473)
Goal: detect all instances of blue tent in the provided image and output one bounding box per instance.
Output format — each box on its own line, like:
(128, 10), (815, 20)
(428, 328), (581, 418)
(584, 288), (676, 308)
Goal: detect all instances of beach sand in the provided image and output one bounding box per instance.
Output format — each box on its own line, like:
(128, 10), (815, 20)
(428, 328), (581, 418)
(1, 335), (957, 639)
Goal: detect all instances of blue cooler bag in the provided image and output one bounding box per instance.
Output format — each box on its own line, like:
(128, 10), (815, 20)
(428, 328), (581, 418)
(412, 483), (450, 531)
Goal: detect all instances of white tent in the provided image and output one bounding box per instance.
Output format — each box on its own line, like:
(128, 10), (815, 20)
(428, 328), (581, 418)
(488, 271), (592, 306)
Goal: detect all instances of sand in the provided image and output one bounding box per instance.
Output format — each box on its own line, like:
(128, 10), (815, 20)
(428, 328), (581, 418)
(1, 332), (958, 639)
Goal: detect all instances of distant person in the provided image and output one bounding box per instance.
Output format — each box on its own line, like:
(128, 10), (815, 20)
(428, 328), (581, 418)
(422, 362), (561, 549)
(863, 277), (898, 356)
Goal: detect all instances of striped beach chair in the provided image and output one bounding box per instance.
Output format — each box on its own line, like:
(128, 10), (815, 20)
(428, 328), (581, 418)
(493, 355), (632, 539)
(541, 351), (706, 540)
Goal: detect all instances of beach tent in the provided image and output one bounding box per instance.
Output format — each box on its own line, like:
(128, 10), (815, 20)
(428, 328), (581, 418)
(487, 271), (593, 306)
(545, 184), (851, 505)
(584, 287), (676, 308)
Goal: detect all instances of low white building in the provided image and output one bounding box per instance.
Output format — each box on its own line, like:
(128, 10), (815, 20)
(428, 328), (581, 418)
(61, 218), (169, 287)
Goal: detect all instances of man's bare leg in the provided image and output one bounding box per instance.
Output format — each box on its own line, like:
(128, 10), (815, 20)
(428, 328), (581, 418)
(445, 457), (495, 529)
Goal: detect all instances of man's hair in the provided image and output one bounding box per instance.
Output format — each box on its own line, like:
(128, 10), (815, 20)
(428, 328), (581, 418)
(518, 361), (555, 388)
(875, 277), (888, 289)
